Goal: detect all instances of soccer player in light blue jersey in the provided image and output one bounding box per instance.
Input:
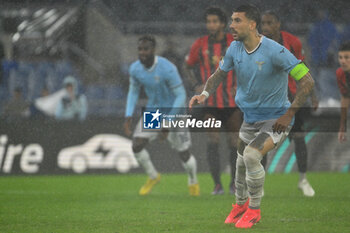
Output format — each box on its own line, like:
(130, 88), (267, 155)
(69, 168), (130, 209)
(124, 35), (199, 196)
(189, 5), (315, 228)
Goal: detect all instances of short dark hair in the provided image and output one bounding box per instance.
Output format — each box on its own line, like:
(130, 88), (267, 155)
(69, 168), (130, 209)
(234, 4), (261, 29)
(205, 6), (227, 26)
(262, 10), (280, 22)
(138, 35), (156, 48)
(339, 41), (350, 52)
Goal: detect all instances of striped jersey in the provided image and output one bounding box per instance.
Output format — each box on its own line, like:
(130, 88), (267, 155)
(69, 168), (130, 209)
(186, 34), (236, 108)
(336, 67), (350, 97)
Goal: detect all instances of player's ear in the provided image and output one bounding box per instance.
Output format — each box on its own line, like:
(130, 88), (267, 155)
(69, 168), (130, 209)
(249, 20), (256, 31)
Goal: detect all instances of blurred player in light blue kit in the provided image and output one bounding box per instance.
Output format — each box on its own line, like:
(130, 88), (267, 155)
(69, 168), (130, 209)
(124, 35), (199, 196)
(190, 4), (315, 228)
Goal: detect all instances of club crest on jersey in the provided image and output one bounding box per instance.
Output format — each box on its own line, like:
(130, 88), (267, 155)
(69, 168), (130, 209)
(256, 61), (265, 71)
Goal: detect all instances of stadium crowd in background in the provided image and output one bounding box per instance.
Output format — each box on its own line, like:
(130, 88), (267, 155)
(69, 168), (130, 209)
(2, 87), (30, 120)
(55, 76), (88, 121)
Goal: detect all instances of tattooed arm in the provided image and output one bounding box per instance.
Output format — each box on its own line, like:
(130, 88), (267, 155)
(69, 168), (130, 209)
(290, 73), (315, 113)
(189, 68), (227, 108)
(273, 72), (315, 133)
(203, 68), (227, 94)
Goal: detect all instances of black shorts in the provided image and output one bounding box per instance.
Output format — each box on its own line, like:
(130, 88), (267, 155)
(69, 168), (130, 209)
(290, 108), (311, 133)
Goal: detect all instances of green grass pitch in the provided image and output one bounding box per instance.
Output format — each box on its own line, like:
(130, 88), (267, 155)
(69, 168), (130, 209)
(0, 173), (349, 233)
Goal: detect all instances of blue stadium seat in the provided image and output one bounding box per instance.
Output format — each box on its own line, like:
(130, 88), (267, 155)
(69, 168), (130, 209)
(85, 85), (105, 100)
(105, 85), (125, 100)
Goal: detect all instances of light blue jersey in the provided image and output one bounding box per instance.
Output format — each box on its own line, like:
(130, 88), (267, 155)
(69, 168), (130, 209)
(125, 56), (186, 117)
(219, 36), (300, 123)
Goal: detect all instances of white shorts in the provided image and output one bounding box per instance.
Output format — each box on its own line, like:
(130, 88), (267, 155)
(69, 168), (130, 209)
(239, 119), (292, 148)
(133, 118), (191, 152)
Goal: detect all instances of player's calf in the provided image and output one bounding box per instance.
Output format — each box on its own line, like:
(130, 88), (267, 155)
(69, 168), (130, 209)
(243, 146), (265, 209)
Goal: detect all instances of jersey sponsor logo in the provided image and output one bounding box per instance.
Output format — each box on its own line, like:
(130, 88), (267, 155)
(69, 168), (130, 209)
(143, 109), (162, 129)
(154, 76), (160, 82)
(280, 48), (285, 53)
(256, 61), (265, 71)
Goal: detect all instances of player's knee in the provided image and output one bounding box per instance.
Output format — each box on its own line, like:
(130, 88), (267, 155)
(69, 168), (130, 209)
(243, 146), (263, 167)
(178, 150), (191, 162)
(132, 138), (148, 153)
(236, 153), (245, 170)
(244, 147), (265, 179)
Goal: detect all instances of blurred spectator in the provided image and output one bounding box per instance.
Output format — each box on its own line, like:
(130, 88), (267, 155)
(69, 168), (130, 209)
(339, 10), (350, 44)
(308, 10), (339, 67)
(55, 76), (88, 121)
(2, 87), (30, 119)
(29, 86), (53, 118)
(32, 88), (66, 118)
(308, 10), (340, 102)
(340, 24), (350, 45)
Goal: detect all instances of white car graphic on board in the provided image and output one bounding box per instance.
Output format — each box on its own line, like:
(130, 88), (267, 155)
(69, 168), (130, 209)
(57, 134), (138, 173)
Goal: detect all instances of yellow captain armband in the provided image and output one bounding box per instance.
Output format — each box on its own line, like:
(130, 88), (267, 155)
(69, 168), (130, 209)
(290, 63), (309, 81)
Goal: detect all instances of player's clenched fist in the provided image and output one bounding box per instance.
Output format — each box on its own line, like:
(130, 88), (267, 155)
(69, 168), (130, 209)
(189, 94), (207, 109)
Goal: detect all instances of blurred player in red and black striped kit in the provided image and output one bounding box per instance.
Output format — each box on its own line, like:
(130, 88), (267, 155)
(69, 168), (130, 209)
(336, 41), (350, 143)
(261, 11), (319, 197)
(184, 7), (242, 195)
